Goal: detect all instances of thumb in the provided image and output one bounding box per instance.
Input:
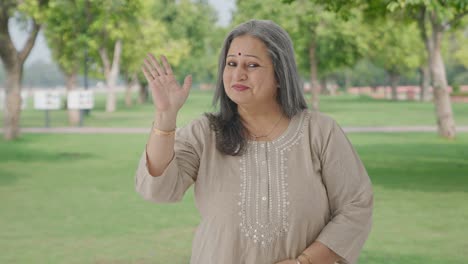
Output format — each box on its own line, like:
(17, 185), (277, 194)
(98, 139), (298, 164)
(182, 75), (192, 92)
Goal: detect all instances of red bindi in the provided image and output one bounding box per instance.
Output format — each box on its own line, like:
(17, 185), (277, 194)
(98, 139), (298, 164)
(238, 52), (241, 56)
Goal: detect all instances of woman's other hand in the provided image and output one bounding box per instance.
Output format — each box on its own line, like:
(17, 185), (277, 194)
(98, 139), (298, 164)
(142, 53), (192, 114)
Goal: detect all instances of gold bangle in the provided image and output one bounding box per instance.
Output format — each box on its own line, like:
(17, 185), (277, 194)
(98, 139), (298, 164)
(153, 127), (176, 136)
(152, 122), (176, 136)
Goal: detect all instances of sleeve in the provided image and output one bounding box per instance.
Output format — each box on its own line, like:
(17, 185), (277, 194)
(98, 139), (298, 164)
(315, 117), (373, 264)
(134, 118), (204, 203)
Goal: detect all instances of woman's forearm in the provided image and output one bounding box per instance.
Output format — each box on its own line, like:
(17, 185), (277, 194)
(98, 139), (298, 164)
(146, 111), (178, 177)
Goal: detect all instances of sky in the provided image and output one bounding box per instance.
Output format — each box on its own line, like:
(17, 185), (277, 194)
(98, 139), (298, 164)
(9, 0), (235, 66)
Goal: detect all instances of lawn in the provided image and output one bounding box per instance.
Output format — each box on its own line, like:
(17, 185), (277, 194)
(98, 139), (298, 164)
(2, 89), (468, 128)
(1, 132), (467, 263)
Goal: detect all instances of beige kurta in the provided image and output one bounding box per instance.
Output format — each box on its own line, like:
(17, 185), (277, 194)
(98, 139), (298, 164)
(135, 110), (373, 264)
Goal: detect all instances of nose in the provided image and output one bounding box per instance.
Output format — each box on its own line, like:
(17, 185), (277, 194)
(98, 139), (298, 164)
(233, 65), (247, 81)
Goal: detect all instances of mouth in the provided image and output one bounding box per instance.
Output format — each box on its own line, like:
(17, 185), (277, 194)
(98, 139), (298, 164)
(232, 84), (250, 91)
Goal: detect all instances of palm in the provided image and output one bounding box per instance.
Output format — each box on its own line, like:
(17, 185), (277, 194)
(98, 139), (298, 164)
(142, 54), (192, 113)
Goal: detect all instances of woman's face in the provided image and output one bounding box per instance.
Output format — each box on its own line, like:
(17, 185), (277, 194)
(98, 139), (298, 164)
(223, 35), (278, 107)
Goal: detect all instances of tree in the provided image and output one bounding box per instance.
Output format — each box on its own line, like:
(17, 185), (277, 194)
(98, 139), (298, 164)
(366, 19), (422, 100)
(120, 0), (190, 106)
(375, 0), (468, 138)
(44, 0), (88, 126)
(85, 0), (141, 113)
(0, 0), (48, 140)
(156, 0), (223, 85)
(314, 0), (468, 138)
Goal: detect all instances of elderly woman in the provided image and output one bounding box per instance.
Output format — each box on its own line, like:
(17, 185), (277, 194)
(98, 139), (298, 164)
(136, 20), (373, 264)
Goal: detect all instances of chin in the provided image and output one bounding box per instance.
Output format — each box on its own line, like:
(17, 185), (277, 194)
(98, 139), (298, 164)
(226, 90), (252, 106)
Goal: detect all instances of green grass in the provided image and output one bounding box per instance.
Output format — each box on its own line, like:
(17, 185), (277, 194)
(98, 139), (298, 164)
(1, 133), (467, 263)
(2, 90), (468, 128)
(319, 95), (468, 126)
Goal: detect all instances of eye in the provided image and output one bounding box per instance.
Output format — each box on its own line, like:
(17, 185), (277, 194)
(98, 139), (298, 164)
(226, 61), (237, 67)
(248, 63), (259, 68)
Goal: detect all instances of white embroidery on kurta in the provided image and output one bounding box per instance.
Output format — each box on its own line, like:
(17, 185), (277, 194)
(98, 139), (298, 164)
(238, 112), (309, 246)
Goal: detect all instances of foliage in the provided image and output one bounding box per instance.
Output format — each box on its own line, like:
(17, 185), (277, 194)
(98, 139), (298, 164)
(450, 23), (468, 69)
(234, 0), (368, 79)
(119, 0), (191, 84)
(43, 0), (87, 75)
(366, 19), (423, 77)
(152, 0), (223, 84)
(71, 0), (141, 80)
(347, 59), (388, 87)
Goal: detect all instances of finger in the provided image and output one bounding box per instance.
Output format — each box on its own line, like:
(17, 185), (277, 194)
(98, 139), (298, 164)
(143, 59), (159, 80)
(182, 75), (192, 93)
(141, 66), (153, 83)
(161, 55), (173, 75)
(142, 66), (163, 88)
(148, 53), (166, 76)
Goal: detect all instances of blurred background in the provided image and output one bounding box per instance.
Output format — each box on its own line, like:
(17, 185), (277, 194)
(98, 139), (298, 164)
(0, 0), (467, 263)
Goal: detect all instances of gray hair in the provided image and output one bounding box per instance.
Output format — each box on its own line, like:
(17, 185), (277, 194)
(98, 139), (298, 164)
(206, 19), (307, 156)
(213, 19), (307, 117)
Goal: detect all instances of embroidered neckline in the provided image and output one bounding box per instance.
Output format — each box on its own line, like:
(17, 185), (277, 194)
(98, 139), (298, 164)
(246, 109), (306, 146)
(238, 110), (311, 246)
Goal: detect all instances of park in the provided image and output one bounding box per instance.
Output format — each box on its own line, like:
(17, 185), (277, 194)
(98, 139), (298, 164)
(1, 0), (468, 263)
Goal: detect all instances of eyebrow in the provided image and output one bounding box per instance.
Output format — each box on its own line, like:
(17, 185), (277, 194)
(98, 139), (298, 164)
(227, 54), (262, 60)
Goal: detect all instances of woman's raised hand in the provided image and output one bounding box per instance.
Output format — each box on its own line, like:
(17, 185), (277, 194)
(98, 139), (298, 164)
(142, 54), (192, 114)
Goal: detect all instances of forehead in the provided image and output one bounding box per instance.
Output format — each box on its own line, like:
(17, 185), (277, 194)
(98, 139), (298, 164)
(227, 35), (269, 57)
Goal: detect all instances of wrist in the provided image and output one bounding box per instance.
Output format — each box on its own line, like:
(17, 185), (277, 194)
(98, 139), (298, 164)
(154, 111), (177, 131)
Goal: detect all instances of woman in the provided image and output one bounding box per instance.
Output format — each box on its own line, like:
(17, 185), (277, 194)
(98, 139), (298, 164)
(135, 19), (373, 264)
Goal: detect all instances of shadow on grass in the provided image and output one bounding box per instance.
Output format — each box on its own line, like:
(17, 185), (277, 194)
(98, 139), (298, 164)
(359, 250), (462, 264)
(358, 141), (468, 193)
(0, 137), (95, 185)
(0, 147), (94, 163)
(1, 134), (94, 157)
(0, 168), (20, 186)
(0, 150), (95, 186)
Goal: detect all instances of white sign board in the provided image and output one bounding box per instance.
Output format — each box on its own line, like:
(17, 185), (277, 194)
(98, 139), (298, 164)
(21, 91), (28, 110)
(34, 90), (62, 110)
(1, 90), (29, 111)
(67, 90), (94, 110)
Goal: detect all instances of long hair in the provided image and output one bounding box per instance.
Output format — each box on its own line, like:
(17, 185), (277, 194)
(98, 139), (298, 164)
(205, 19), (307, 156)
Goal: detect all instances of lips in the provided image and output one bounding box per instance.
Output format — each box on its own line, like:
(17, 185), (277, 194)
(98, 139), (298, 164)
(232, 84), (250, 91)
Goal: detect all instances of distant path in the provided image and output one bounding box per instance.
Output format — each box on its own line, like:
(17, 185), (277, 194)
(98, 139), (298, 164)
(2, 126), (468, 134)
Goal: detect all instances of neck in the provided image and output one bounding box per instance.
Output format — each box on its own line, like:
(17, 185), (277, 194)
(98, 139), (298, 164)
(237, 102), (283, 122)
(237, 102), (287, 140)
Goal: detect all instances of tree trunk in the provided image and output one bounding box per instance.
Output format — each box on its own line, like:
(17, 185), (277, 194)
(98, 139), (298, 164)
(4, 66), (22, 140)
(344, 70), (351, 92)
(99, 39), (122, 113)
(430, 28), (456, 139)
(419, 64), (431, 101)
(65, 72), (80, 126)
(329, 79), (338, 96)
(124, 83), (133, 108)
(124, 73), (137, 107)
(0, 14), (41, 140)
(309, 39), (319, 110)
(138, 83), (148, 104)
(416, 7), (434, 103)
(389, 71), (400, 101)
(320, 78), (327, 95)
